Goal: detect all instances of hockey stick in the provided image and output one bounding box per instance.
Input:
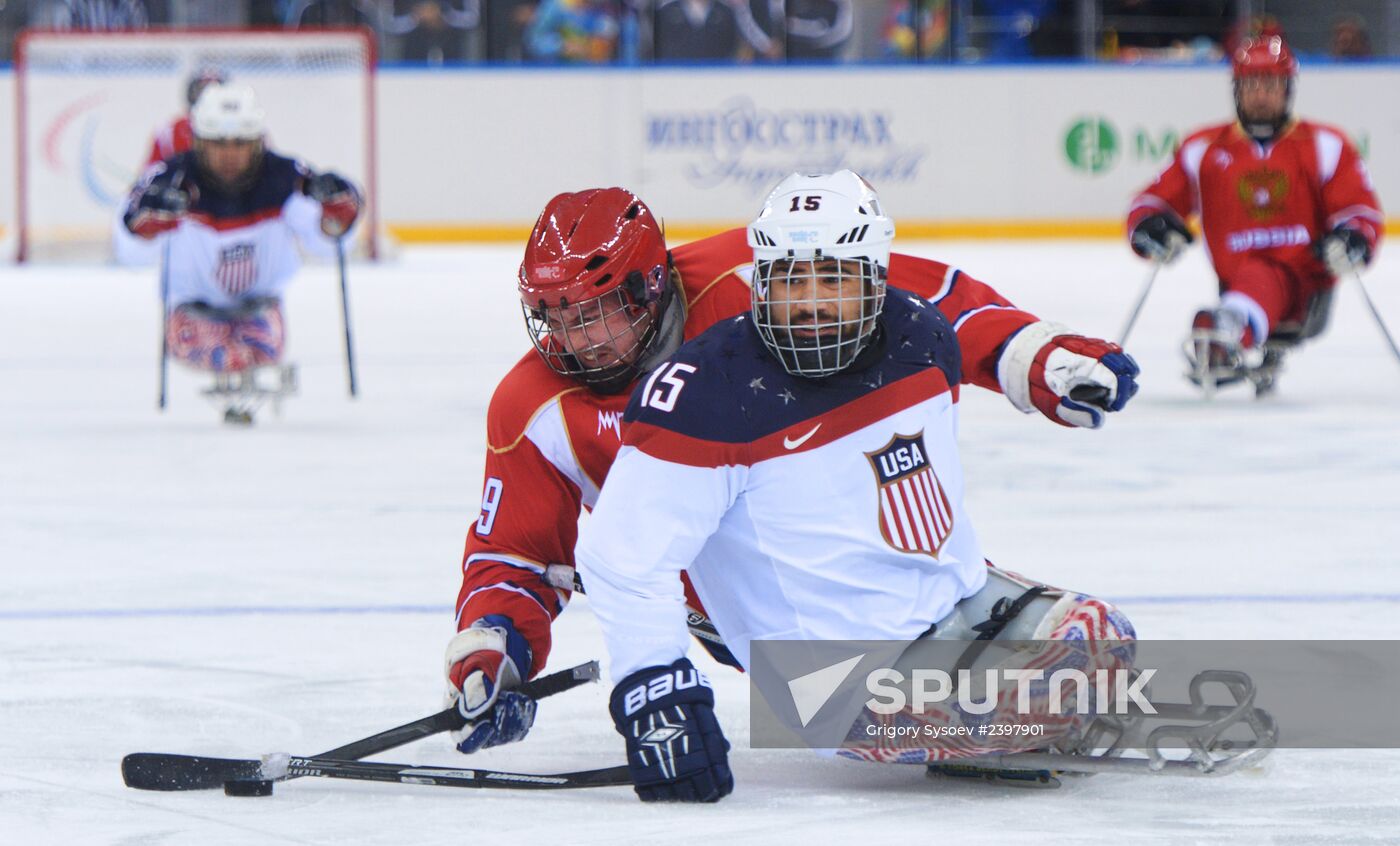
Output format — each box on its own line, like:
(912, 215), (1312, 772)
(336, 236), (359, 397)
(1351, 269), (1400, 369)
(229, 756), (631, 795)
(155, 165), (189, 411)
(1118, 261), (1164, 346)
(157, 236), (171, 410)
(121, 659), (600, 792)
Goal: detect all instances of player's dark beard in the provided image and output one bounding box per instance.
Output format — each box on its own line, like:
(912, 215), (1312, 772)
(774, 318), (869, 377)
(1234, 84), (1291, 142)
(196, 146), (266, 195)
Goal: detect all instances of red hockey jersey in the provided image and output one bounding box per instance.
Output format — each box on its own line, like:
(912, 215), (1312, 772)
(147, 116), (194, 167)
(1128, 119), (1382, 286)
(454, 228), (1040, 676)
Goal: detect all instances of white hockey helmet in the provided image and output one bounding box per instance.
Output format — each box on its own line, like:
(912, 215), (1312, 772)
(747, 170), (896, 378)
(191, 83), (266, 141)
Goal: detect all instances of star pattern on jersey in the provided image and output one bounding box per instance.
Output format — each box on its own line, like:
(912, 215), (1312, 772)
(779, 388), (796, 405)
(749, 377), (766, 393)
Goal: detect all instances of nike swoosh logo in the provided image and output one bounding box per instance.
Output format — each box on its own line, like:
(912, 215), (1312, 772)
(783, 423), (822, 450)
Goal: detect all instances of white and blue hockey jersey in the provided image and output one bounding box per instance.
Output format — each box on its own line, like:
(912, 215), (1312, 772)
(575, 288), (989, 681)
(114, 151), (345, 309)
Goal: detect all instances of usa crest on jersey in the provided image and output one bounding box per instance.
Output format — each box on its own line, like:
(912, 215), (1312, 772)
(216, 243), (258, 295)
(865, 431), (953, 557)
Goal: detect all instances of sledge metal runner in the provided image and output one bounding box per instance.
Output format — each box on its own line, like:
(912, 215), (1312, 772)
(202, 363), (298, 425)
(1185, 290), (1332, 399)
(928, 669), (1277, 789)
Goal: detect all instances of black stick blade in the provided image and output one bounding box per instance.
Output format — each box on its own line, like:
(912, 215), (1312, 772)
(122, 753), (263, 791)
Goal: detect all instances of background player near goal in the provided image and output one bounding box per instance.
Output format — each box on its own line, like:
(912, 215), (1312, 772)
(1127, 35), (1384, 396)
(148, 68), (228, 167)
(14, 28), (377, 262)
(117, 83), (363, 425)
(441, 175), (1140, 757)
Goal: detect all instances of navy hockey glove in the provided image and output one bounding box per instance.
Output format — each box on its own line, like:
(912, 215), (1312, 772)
(445, 615), (537, 754)
(1316, 225), (1372, 277)
(998, 321), (1140, 429)
(124, 166), (192, 240)
(1130, 212), (1192, 264)
(609, 657), (733, 803)
(304, 171), (362, 238)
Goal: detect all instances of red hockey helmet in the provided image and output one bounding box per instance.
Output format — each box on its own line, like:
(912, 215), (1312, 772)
(1231, 36), (1297, 79)
(1231, 36), (1296, 141)
(518, 188), (672, 393)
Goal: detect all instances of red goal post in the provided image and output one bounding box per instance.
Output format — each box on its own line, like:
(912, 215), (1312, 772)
(14, 27), (379, 262)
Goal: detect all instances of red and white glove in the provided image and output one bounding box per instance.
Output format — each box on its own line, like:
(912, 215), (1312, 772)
(997, 321), (1140, 429)
(444, 615), (537, 754)
(304, 171), (362, 238)
(123, 167), (192, 240)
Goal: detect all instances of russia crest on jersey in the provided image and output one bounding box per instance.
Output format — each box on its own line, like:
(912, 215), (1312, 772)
(865, 431), (953, 557)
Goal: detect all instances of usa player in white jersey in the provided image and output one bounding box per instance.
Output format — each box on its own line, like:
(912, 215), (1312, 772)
(116, 83), (362, 423)
(574, 172), (1139, 802)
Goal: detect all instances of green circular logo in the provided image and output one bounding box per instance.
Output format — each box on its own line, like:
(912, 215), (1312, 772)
(1064, 117), (1119, 175)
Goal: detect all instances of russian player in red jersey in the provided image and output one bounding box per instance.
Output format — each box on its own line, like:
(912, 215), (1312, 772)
(1127, 35), (1383, 395)
(443, 177), (1140, 755)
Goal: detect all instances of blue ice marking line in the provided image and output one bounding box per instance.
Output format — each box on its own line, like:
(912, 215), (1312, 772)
(1114, 593), (1400, 606)
(0, 604), (454, 621)
(5, 594), (1400, 622)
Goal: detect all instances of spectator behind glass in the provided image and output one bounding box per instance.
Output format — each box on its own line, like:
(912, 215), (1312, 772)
(654, 0), (753, 62)
(165, 0), (250, 25)
(29, 0), (150, 29)
(486, 0), (537, 62)
(388, 0), (478, 63)
(881, 0), (949, 60)
(977, 0), (1050, 59)
(285, 0), (379, 27)
(748, 0), (853, 61)
(525, 0), (618, 63)
(1330, 13), (1372, 60)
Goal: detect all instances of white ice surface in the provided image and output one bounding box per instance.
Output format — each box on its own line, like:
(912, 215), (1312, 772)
(3, 242), (1399, 844)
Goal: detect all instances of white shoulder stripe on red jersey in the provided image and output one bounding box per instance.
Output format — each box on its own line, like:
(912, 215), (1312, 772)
(929, 265), (958, 304)
(524, 398), (600, 508)
(1315, 128), (1344, 185)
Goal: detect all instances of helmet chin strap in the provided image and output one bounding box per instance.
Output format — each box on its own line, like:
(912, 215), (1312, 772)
(634, 274), (685, 377)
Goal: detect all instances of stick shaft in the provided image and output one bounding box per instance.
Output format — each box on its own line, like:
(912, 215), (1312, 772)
(1352, 269), (1400, 367)
(1118, 262), (1163, 346)
(336, 237), (358, 397)
(279, 757), (631, 791)
(122, 660), (600, 791)
(158, 237), (171, 410)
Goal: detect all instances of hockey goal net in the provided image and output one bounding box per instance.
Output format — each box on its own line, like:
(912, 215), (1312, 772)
(14, 28), (378, 262)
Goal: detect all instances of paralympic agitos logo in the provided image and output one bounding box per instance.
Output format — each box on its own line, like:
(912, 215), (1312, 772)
(646, 96), (926, 193)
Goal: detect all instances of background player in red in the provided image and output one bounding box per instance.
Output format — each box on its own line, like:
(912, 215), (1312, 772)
(442, 176), (1139, 754)
(1127, 35), (1383, 395)
(147, 68), (228, 167)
